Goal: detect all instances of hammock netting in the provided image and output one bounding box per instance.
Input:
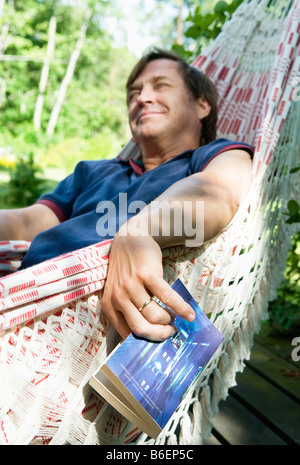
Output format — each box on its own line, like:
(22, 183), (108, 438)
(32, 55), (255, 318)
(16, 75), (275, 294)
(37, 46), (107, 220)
(0, 0), (299, 445)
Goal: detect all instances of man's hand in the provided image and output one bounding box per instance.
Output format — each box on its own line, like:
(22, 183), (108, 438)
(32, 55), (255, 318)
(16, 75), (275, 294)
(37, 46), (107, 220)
(101, 226), (196, 341)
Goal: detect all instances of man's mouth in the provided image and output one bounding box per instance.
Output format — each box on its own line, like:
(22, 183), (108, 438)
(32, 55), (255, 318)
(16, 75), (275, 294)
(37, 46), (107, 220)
(137, 111), (162, 123)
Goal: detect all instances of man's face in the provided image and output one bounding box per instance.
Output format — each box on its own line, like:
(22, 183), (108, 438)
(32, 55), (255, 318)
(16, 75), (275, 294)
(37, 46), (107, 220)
(127, 59), (203, 152)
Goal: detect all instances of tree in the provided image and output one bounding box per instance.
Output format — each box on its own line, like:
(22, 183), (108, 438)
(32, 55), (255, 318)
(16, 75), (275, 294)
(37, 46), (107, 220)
(34, 14), (56, 132)
(0, 0), (136, 171)
(46, 7), (92, 137)
(171, 0), (244, 61)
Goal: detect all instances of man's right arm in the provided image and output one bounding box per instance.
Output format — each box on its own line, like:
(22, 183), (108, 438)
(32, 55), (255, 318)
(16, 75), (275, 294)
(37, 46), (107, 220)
(0, 204), (60, 241)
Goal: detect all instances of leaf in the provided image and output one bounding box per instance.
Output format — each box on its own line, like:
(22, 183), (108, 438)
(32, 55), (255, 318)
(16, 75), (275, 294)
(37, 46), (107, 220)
(196, 13), (215, 29)
(286, 213), (300, 224)
(290, 166), (300, 174)
(214, 1), (228, 14)
(171, 44), (193, 61)
(287, 200), (300, 216)
(185, 24), (202, 39)
(226, 0), (244, 14)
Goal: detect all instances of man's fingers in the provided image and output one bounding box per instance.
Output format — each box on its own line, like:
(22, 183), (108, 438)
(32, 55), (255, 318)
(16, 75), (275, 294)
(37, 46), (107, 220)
(103, 292), (176, 341)
(115, 279), (173, 326)
(110, 311), (131, 341)
(122, 299), (176, 341)
(132, 295), (173, 326)
(146, 277), (196, 323)
(101, 296), (131, 340)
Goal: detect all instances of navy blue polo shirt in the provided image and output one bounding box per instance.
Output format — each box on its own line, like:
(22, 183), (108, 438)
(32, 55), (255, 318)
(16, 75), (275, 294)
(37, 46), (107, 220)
(20, 139), (253, 269)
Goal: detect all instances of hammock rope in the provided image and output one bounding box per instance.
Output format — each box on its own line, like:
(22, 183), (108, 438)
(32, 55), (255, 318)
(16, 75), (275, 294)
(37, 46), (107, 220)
(0, 0), (299, 445)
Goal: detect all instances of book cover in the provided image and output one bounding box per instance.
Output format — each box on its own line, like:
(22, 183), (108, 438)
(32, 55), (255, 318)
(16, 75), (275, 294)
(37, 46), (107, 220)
(90, 278), (224, 438)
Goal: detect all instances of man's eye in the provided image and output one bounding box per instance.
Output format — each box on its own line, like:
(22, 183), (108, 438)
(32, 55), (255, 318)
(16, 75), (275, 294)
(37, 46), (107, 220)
(155, 82), (169, 89)
(129, 91), (139, 102)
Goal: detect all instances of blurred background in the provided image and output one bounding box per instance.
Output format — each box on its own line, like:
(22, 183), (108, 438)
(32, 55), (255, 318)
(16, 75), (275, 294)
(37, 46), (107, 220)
(0, 0), (242, 187)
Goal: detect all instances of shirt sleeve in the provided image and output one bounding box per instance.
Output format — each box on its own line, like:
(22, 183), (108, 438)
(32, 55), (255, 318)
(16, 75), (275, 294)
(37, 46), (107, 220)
(35, 161), (84, 222)
(189, 138), (254, 174)
(36, 198), (67, 222)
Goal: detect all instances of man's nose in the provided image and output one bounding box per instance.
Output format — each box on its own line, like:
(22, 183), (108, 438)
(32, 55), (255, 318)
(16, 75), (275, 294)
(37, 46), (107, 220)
(136, 85), (155, 104)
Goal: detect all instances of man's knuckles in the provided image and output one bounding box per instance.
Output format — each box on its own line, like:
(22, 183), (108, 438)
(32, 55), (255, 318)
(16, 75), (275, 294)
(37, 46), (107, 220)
(143, 303), (172, 325)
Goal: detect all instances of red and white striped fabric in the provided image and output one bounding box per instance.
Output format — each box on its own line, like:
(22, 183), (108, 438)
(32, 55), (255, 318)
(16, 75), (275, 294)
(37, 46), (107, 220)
(0, 0), (299, 446)
(0, 241), (31, 277)
(0, 240), (111, 331)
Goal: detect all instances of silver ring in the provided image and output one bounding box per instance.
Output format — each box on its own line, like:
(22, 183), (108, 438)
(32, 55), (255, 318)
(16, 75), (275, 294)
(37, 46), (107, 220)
(138, 297), (153, 313)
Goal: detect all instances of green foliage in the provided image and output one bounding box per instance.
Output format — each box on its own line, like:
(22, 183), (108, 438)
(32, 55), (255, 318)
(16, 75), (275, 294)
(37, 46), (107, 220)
(283, 165), (300, 224)
(7, 153), (46, 207)
(36, 131), (124, 174)
(0, 0), (135, 166)
(267, 162), (300, 335)
(171, 43), (195, 62)
(186, 0), (244, 40)
(268, 232), (300, 335)
(172, 0), (244, 60)
(285, 200), (300, 224)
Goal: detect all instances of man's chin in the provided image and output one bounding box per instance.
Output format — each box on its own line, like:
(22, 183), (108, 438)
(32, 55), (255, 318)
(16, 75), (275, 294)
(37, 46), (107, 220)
(132, 127), (162, 144)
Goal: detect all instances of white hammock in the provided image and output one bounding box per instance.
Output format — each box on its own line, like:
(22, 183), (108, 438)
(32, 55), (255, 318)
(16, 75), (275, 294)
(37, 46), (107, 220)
(0, 0), (299, 445)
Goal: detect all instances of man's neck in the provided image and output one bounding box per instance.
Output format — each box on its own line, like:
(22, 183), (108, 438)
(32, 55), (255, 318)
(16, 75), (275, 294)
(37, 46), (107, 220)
(141, 140), (197, 171)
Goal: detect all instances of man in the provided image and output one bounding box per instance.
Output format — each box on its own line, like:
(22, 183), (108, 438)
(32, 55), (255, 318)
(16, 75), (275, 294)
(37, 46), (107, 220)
(0, 49), (253, 342)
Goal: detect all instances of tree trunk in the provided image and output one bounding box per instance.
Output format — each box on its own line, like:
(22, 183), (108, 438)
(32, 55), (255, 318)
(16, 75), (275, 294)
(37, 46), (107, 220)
(175, 0), (183, 45)
(47, 9), (92, 137)
(0, 77), (6, 106)
(0, 23), (10, 54)
(34, 15), (56, 132)
(0, 0), (5, 15)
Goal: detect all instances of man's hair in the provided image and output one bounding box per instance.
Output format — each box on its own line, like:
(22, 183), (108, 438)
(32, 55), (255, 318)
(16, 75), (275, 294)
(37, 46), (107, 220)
(126, 48), (219, 147)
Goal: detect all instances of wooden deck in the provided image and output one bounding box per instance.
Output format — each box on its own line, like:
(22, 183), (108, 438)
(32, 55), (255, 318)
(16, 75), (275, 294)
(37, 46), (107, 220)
(204, 325), (300, 445)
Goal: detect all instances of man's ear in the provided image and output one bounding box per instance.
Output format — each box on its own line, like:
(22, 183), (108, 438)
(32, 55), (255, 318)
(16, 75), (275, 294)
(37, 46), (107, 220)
(197, 97), (211, 120)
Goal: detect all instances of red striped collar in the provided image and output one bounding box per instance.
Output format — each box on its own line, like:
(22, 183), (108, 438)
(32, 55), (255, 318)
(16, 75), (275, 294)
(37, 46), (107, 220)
(129, 158), (144, 176)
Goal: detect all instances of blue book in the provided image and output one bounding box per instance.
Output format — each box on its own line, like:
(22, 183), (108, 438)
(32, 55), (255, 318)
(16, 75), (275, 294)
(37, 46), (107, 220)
(89, 279), (223, 439)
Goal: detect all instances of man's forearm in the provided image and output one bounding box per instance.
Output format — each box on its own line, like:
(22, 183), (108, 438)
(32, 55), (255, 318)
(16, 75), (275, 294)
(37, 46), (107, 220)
(122, 172), (238, 248)
(0, 210), (27, 241)
(0, 204), (60, 242)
